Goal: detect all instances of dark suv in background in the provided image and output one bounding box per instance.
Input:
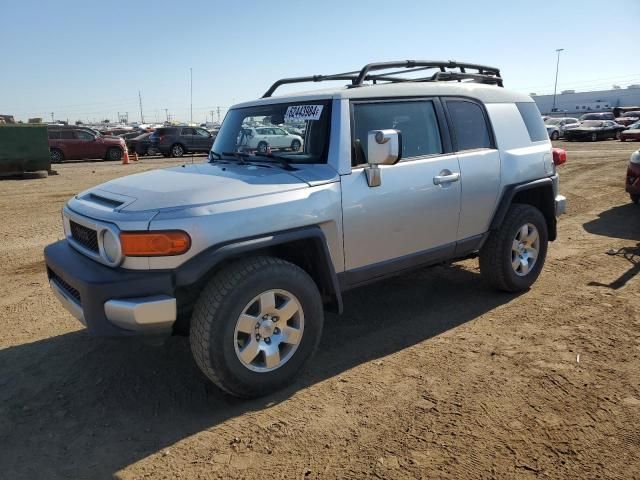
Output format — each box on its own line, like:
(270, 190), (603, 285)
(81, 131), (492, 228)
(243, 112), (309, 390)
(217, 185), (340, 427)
(149, 126), (215, 157)
(48, 126), (126, 163)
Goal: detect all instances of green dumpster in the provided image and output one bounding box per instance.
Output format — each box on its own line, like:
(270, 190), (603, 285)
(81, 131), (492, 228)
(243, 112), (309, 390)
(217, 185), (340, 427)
(0, 124), (51, 175)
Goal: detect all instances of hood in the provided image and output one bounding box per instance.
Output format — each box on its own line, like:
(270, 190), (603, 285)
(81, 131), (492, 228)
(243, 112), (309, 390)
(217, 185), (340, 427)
(93, 162), (311, 212)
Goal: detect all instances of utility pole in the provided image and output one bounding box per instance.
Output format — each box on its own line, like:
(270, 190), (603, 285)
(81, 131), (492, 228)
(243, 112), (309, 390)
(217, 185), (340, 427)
(217, 106), (221, 123)
(138, 91), (144, 124)
(552, 48), (564, 113)
(164, 108), (169, 122)
(50, 112), (54, 123)
(190, 67), (193, 124)
(209, 110), (215, 125)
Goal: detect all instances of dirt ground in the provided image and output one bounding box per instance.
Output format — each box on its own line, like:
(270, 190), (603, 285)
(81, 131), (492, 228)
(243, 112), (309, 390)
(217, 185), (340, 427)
(1, 142), (639, 479)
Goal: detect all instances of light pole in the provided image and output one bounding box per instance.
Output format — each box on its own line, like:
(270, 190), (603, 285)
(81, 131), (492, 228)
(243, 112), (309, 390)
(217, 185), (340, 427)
(552, 48), (564, 112)
(190, 67), (193, 125)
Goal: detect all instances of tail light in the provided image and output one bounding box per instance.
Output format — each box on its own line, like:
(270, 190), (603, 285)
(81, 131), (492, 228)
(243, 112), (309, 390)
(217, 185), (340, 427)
(552, 148), (567, 166)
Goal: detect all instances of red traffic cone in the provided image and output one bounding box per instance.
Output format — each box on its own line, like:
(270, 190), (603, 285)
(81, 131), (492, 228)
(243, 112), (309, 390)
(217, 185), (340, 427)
(122, 149), (130, 165)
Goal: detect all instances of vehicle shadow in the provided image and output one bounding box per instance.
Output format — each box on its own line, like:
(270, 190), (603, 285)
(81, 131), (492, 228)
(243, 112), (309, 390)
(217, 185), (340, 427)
(582, 203), (640, 241)
(0, 263), (520, 479)
(583, 203), (640, 289)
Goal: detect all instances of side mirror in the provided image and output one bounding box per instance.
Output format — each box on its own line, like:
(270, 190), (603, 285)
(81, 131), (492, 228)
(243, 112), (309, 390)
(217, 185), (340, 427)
(364, 129), (402, 187)
(367, 129), (402, 165)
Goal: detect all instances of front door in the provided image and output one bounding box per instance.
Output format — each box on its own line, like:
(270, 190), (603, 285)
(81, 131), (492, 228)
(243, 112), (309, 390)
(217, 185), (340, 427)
(193, 128), (213, 151)
(180, 128), (197, 150)
(341, 99), (461, 275)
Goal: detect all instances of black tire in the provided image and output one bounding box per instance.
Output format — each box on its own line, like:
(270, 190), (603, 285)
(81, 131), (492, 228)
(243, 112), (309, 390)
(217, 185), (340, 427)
(257, 141), (268, 154)
(591, 132), (598, 142)
(170, 143), (185, 157)
(550, 131), (559, 140)
(107, 147), (122, 161)
(631, 194), (640, 205)
(479, 204), (548, 292)
(190, 256), (324, 398)
(291, 139), (301, 151)
(620, 136), (626, 142)
(50, 148), (64, 163)
(615, 131), (622, 140)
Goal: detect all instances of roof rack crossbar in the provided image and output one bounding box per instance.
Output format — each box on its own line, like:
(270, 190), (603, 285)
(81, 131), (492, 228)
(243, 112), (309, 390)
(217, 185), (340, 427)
(262, 60), (503, 97)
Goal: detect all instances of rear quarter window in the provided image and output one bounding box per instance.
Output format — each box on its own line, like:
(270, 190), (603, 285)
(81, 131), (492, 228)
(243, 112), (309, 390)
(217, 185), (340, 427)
(516, 103), (548, 142)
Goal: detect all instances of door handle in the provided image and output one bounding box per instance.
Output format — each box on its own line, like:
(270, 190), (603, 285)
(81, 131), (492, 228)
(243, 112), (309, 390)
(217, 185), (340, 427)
(433, 171), (460, 185)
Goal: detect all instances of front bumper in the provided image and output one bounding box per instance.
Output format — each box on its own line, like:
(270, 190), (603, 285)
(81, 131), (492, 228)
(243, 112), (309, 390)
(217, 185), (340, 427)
(45, 240), (177, 336)
(627, 162), (640, 195)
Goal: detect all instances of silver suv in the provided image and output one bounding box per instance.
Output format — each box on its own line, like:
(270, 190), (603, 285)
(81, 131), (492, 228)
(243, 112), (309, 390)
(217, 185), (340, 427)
(44, 61), (567, 398)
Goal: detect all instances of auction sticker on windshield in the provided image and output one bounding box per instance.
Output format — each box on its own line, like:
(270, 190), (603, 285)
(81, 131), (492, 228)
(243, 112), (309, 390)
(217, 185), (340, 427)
(284, 105), (323, 123)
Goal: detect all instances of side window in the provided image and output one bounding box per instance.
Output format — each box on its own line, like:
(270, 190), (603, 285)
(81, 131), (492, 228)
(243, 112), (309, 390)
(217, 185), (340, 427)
(274, 128), (287, 135)
(352, 100), (443, 165)
(48, 130), (61, 139)
(195, 128), (209, 137)
(447, 100), (492, 151)
(60, 130), (75, 140)
(516, 102), (548, 142)
(181, 128), (195, 135)
(75, 130), (93, 140)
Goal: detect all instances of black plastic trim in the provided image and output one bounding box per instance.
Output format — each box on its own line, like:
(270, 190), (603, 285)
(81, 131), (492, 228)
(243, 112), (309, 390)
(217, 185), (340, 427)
(490, 178), (556, 240)
(174, 226), (343, 314)
(339, 242), (456, 290)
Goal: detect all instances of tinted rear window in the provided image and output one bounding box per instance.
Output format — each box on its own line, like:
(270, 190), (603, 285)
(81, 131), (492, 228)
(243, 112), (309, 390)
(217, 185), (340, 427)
(155, 128), (174, 135)
(516, 103), (548, 142)
(446, 100), (492, 151)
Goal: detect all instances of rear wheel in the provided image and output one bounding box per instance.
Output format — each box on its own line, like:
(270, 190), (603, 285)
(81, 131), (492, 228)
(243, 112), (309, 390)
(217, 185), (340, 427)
(631, 194), (640, 205)
(480, 204), (548, 292)
(550, 131), (559, 140)
(615, 131), (622, 140)
(291, 139), (301, 151)
(107, 147), (122, 161)
(257, 141), (269, 154)
(50, 148), (64, 163)
(591, 132), (598, 141)
(190, 256), (324, 398)
(170, 143), (185, 157)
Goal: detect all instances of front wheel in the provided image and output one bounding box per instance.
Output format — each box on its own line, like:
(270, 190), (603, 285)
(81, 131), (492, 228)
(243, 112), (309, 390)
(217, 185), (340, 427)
(615, 131), (622, 140)
(550, 131), (559, 140)
(190, 256), (324, 398)
(591, 132), (598, 142)
(480, 204), (548, 292)
(290, 139), (301, 151)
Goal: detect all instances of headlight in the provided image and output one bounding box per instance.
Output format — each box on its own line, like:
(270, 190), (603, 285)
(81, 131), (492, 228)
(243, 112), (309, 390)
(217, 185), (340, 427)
(102, 229), (121, 263)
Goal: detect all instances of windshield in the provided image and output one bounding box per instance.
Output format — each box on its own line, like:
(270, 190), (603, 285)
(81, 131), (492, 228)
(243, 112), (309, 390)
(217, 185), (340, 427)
(545, 119), (562, 125)
(623, 111), (640, 117)
(581, 121), (603, 127)
(212, 100), (332, 164)
(629, 122), (640, 129)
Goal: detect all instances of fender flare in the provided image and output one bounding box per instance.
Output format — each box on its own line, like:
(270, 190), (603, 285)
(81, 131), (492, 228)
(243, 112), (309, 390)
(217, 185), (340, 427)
(174, 226), (343, 313)
(490, 177), (557, 240)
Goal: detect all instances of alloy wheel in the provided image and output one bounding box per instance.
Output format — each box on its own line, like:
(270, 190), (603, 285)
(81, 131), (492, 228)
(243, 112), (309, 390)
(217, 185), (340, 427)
(511, 223), (540, 276)
(233, 289), (304, 372)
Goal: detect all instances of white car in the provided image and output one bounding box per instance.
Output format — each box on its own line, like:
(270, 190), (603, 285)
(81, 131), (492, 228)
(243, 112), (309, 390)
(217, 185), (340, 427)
(239, 126), (303, 153)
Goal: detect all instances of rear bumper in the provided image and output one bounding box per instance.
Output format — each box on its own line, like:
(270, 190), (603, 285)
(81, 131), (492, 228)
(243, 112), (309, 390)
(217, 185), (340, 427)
(555, 195), (567, 216)
(44, 240), (176, 336)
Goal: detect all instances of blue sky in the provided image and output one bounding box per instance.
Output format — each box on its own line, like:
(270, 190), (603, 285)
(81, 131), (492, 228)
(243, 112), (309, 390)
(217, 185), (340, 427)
(1, 0), (639, 123)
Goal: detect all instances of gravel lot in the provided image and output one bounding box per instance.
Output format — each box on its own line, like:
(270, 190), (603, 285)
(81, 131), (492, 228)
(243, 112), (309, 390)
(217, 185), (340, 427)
(0, 142), (639, 479)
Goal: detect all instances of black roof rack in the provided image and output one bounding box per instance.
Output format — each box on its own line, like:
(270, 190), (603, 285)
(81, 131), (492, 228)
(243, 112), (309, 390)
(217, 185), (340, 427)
(262, 60), (503, 98)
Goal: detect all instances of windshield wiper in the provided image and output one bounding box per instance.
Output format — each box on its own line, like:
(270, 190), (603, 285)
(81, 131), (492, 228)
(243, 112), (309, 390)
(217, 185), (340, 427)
(253, 152), (295, 170)
(221, 151), (249, 164)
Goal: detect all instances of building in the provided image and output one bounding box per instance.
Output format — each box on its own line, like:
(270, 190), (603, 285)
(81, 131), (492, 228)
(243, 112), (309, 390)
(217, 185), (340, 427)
(532, 86), (640, 115)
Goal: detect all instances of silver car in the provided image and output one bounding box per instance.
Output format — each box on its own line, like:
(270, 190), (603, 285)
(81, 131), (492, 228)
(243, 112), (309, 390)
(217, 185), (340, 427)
(545, 117), (580, 140)
(44, 60), (567, 398)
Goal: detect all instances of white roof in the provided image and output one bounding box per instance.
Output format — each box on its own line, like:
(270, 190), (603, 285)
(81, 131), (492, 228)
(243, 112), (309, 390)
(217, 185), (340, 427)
(235, 81), (532, 109)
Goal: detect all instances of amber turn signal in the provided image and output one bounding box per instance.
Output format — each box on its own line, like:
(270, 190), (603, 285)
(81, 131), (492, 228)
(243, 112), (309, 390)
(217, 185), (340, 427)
(120, 231), (191, 257)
